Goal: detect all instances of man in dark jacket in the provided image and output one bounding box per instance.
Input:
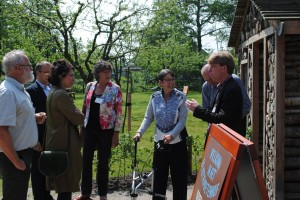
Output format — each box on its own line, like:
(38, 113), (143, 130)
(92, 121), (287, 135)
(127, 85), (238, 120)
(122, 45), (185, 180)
(186, 51), (243, 135)
(26, 61), (53, 200)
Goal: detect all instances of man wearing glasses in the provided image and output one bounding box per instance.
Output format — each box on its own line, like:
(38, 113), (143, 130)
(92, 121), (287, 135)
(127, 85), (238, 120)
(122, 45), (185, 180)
(26, 61), (54, 200)
(0, 50), (46, 200)
(186, 51), (243, 137)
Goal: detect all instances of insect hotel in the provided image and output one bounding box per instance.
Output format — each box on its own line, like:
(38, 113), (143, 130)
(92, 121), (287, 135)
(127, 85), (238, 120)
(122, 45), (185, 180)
(228, 0), (300, 199)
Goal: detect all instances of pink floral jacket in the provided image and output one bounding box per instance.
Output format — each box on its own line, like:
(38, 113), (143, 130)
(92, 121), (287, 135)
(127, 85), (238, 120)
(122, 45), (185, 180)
(82, 81), (122, 131)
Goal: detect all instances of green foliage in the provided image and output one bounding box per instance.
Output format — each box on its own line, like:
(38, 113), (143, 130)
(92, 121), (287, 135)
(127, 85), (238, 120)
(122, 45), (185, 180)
(0, 0), (62, 66)
(246, 126), (253, 140)
(189, 135), (205, 172)
(109, 132), (134, 179)
(136, 37), (206, 90)
(134, 0), (236, 91)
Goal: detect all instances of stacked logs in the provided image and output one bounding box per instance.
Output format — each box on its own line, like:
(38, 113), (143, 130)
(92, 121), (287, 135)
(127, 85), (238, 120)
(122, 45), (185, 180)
(247, 49), (253, 128)
(241, 3), (267, 43)
(284, 35), (300, 199)
(264, 36), (276, 200)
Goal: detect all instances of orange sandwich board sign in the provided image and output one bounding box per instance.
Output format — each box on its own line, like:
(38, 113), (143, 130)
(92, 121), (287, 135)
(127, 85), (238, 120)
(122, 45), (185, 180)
(190, 123), (269, 200)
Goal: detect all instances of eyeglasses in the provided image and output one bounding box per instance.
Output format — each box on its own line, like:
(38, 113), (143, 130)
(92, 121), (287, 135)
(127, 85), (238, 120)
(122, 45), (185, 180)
(163, 78), (175, 82)
(19, 64), (33, 68)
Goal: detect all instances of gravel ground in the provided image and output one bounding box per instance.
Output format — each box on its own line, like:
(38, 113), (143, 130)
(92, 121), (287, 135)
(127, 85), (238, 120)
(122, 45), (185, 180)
(27, 184), (195, 200)
(26, 174), (197, 199)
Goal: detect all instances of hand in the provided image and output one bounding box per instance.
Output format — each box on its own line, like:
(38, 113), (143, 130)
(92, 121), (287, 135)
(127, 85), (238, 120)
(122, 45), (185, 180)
(35, 112), (47, 124)
(163, 134), (173, 144)
(133, 132), (141, 142)
(14, 158), (26, 171)
(112, 131), (119, 148)
(33, 142), (42, 152)
(185, 99), (199, 112)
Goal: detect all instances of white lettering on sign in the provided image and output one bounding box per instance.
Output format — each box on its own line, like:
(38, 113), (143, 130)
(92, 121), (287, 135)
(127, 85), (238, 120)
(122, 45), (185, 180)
(207, 164), (217, 181)
(209, 148), (222, 169)
(196, 190), (202, 200)
(201, 159), (219, 198)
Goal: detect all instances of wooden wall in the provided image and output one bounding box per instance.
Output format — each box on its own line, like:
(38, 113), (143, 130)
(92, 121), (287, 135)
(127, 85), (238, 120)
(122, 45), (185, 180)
(284, 34), (300, 199)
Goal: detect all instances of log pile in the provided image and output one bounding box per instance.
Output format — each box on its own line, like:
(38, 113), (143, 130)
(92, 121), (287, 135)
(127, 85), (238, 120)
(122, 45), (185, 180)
(285, 34), (300, 199)
(264, 35), (276, 200)
(247, 49), (253, 128)
(240, 4), (268, 44)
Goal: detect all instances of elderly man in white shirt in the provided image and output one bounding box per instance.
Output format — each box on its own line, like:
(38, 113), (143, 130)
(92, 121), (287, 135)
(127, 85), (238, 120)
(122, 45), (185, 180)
(0, 50), (46, 200)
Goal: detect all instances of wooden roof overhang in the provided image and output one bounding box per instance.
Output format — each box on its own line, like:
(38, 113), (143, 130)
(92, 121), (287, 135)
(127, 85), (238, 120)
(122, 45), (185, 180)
(228, 0), (300, 49)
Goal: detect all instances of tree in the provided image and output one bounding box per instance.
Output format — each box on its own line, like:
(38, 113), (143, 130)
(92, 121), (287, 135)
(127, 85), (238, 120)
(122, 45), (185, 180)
(184, 0), (236, 52)
(135, 0), (205, 90)
(17, 0), (148, 85)
(0, 0), (61, 76)
(135, 0), (236, 90)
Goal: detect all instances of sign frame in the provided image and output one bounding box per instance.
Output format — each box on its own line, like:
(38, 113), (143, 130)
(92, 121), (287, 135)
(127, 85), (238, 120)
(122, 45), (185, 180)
(191, 123), (269, 200)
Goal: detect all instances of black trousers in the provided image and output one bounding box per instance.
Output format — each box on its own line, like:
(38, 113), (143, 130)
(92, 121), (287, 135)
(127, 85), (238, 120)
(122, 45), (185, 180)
(31, 150), (53, 200)
(81, 128), (113, 196)
(57, 192), (71, 200)
(0, 148), (33, 200)
(152, 140), (188, 200)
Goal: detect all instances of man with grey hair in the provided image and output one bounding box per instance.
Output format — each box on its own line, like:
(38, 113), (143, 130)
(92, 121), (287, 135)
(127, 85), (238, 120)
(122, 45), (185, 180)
(26, 61), (53, 200)
(0, 50), (46, 200)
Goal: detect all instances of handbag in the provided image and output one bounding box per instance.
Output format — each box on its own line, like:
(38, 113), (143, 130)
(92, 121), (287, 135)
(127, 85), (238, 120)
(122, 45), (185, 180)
(38, 151), (69, 177)
(38, 89), (70, 178)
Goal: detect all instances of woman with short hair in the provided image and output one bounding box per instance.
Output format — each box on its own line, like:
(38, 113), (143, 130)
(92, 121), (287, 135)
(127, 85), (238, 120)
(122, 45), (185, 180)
(74, 60), (122, 200)
(134, 69), (188, 200)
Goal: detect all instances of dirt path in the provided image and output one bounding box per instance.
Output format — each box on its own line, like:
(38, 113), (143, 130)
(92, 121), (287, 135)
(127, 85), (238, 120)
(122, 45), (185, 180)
(27, 184), (195, 199)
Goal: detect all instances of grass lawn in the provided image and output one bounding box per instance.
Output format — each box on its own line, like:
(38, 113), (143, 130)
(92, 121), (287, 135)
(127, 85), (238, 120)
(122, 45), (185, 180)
(0, 90), (207, 194)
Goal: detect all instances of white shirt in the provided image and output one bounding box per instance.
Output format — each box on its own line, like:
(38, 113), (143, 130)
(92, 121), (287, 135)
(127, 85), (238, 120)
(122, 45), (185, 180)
(0, 76), (38, 151)
(36, 80), (51, 96)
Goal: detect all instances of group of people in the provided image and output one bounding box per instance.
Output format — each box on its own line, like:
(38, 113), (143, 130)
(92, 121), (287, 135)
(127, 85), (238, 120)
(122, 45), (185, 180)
(0, 49), (250, 200)
(0, 50), (122, 200)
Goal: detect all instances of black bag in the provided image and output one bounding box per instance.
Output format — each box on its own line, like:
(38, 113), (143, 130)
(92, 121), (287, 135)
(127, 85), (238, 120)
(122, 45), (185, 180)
(38, 151), (69, 177)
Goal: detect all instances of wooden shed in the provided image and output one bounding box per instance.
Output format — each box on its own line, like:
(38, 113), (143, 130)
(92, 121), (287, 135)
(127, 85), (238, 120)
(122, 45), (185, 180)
(228, 0), (300, 199)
